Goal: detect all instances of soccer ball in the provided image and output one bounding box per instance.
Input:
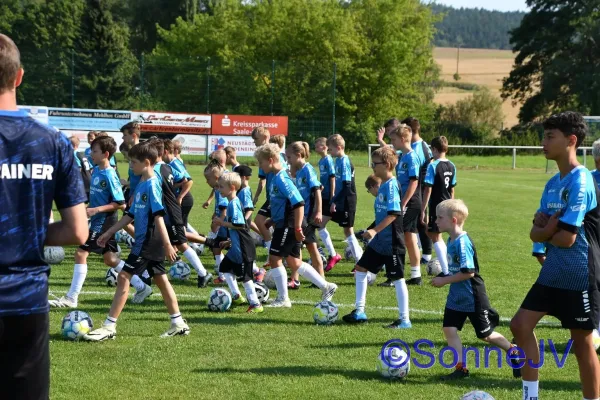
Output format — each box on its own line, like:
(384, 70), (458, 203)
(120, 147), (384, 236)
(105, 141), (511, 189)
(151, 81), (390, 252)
(105, 268), (118, 287)
(208, 288), (232, 312)
(308, 247), (327, 266)
(461, 391), (495, 400)
(377, 346), (410, 379)
(43, 246), (65, 265)
(263, 269), (277, 290)
(427, 258), (442, 276)
(344, 245), (354, 261)
(313, 301), (338, 325)
(169, 261), (191, 281)
(61, 310), (93, 341)
(254, 281), (270, 304)
(593, 329), (600, 351)
(366, 271), (377, 286)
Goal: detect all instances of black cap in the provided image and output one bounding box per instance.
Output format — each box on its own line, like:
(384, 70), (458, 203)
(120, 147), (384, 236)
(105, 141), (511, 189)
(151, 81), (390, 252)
(236, 165), (252, 177)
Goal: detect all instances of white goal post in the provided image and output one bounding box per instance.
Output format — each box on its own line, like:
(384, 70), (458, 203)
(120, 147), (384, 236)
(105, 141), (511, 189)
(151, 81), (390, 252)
(366, 144), (595, 170)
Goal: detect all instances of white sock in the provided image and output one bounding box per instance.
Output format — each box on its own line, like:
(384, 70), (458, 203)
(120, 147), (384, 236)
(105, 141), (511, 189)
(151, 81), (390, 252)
(355, 271), (368, 313)
(265, 240), (272, 251)
(297, 262), (326, 289)
(131, 275), (146, 292)
(67, 264), (87, 300)
(421, 254), (432, 262)
(270, 266), (288, 299)
(183, 248), (207, 277)
(584, 398), (599, 400)
(410, 265), (421, 279)
(318, 228), (336, 257)
(142, 270), (150, 279)
(434, 240), (449, 274)
(243, 280), (260, 306)
(170, 313), (183, 325)
(252, 262), (259, 274)
(113, 260), (125, 272)
(224, 273), (240, 296)
(104, 316), (117, 327)
(207, 231), (218, 240)
(215, 253), (224, 272)
(186, 223), (199, 234)
(347, 235), (363, 261)
(522, 380), (539, 400)
(393, 279), (409, 321)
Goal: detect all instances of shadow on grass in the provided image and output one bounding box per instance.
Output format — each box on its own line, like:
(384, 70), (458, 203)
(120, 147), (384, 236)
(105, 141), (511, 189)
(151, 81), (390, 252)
(192, 365), (383, 382)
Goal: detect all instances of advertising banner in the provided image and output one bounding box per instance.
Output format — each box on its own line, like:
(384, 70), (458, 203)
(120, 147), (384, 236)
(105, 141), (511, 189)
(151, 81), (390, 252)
(48, 108), (132, 131)
(211, 114), (288, 136)
(132, 111), (211, 134)
(209, 136), (258, 156)
(64, 130), (124, 153)
(172, 135), (208, 156)
(18, 105), (49, 125)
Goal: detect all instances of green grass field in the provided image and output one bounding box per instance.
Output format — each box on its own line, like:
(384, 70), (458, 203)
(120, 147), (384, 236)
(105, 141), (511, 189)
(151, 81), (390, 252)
(48, 157), (586, 400)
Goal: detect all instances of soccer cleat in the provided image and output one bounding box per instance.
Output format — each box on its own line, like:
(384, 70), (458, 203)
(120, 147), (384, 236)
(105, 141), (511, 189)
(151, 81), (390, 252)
(509, 340), (523, 378)
(342, 309), (368, 324)
(377, 279), (394, 287)
(321, 282), (338, 302)
(287, 279), (301, 290)
(267, 297), (292, 308)
(253, 268), (266, 283)
(131, 284), (153, 304)
(440, 367), (469, 381)
(406, 277), (422, 286)
(212, 276), (226, 285)
(232, 293), (247, 306)
(420, 257), (432, 265)
(197, 273), (213, 288)
(386, 319), (412, 329)
(247, 304), (264, 313)
(436, 272), (450, 278)
(83, 324), (117, 342)
(350, 267), (356, 274)
(160, 320), (190, 338)
(325, 254), (342, 272)
(48, 296), (77, 308)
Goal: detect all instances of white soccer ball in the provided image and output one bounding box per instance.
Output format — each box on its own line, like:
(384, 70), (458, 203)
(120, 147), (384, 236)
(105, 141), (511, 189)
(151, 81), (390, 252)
(593, 329), (600, 351)
(344, 245), (354, 261)
(169, 261), (191, 281)
(263, 269), (277, 289)
(377, 346), (410, 379)
(61, 310), (93, 341)
(427, 258), (442, 276)
(367, 271), (377, 286)
(43, 246), (65, 265)
(313, 301), (338, 325)
(105, 268), (118, 287)
(461, 391), (495, 400)
(208, 288), (232, 312)
(308, 247), (327, 266)
(254, 281), (270, 304)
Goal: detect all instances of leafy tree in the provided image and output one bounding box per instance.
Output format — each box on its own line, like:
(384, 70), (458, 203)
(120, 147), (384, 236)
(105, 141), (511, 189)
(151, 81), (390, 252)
(502, 0), (600, 123)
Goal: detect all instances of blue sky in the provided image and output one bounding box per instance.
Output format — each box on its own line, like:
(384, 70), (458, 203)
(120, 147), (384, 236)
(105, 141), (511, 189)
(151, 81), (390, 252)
(433, 0), (529, 12)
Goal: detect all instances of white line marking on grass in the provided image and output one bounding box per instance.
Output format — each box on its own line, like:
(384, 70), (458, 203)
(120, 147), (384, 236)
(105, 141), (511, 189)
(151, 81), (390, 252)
(62, 290), (560, 326)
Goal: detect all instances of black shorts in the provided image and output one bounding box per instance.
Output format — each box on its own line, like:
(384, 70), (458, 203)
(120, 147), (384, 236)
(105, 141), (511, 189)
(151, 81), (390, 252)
(219, 256), (253, 282)
(79, 229), (118, 255)
(521, 283), (598, 330)
(443, 307), (499, 339)
(303, 223), (318, 245)
(332, 200), (356, 228)
(427, 208), (439, 233)
(357, 246), (405, 280)
(270, 227), (301, 259)
(212, 236), (228, 250)
(0, 312), (49, 400)
(122, 253), (166, 278)
(322, 198), (332, 217)
(167, 224), (188, 246)
(403, 208), (420, 233)
(257, 200), (271, 218)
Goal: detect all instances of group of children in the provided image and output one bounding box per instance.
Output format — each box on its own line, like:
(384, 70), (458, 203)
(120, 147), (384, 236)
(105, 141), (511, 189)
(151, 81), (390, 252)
(50, 112), (600, 400)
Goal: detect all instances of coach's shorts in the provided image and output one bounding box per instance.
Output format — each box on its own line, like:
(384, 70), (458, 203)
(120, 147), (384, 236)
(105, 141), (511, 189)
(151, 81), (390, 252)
(122, 253), (166, 278)
(322, 198), (332, 217)
(357, 246), (405, 280)
(403, 208), (420, 233)
(521, 283), (598, 330)
(427, 208), (439, 233)
(332, 199), (356, 228)
(80, 229), (118, 255)
(257, 200), (271, 218)
(219, 256), (254, 282)
(443, 307), (499, 339)
(0, 313), (49, 400)
(167, 224), (188, 246)
(270, 227), (302, 259)
(303, 223), (319, 245)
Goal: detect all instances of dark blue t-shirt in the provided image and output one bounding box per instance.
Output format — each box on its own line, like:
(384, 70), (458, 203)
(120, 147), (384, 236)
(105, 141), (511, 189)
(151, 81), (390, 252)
(0, 110), (86, 316)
